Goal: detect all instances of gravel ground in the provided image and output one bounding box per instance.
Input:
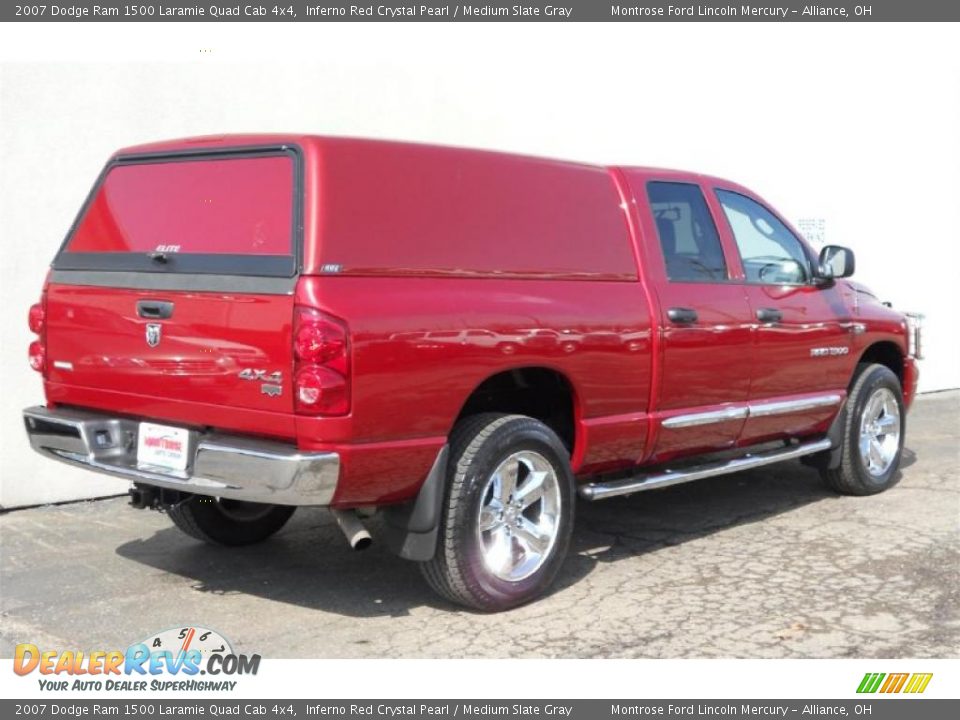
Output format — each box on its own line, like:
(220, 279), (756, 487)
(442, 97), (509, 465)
(2, 391), (957, 658)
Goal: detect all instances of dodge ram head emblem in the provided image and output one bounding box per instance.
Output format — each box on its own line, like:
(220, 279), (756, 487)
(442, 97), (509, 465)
(145, 323), (162, 348)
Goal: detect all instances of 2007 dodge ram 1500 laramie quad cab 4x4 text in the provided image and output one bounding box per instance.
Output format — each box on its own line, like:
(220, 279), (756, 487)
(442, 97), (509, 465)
(23, 135), (923, 611)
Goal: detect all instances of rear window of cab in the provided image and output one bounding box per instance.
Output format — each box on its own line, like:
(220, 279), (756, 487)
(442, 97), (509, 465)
(57, 150), (298, 277)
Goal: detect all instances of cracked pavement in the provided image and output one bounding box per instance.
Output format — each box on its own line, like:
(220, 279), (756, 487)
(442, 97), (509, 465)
(2, 391), (957, 658)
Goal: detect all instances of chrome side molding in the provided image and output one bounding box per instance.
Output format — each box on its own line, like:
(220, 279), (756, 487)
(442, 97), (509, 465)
(579, 438), (833, 501)
(662, 393), (842, 429)
(748, 394), (842, 418)
(662, 406), (748, 429)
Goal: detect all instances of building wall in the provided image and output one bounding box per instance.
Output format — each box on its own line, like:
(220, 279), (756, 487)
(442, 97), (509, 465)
(1, 23), (957, 507)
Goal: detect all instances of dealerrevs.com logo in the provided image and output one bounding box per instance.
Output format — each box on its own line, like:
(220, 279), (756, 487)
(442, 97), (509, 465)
(13, 626), (260, 692)
(857, 672), (933, 694)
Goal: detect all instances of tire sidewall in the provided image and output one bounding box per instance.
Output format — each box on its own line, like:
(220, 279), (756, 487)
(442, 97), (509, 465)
(847, 366), (905, 491)
(450, 419), (575, 609)
(179, 497), (295, 545)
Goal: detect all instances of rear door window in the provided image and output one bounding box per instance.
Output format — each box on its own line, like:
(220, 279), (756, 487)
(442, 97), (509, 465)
(57, 150), (298, 277)
(646, 181), (728, 282)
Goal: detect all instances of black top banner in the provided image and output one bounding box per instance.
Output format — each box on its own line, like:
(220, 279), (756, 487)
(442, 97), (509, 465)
(4, 1), (960, 22)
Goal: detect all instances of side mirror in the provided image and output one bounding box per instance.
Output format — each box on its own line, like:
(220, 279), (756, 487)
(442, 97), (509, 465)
(817, 245), (855, 280)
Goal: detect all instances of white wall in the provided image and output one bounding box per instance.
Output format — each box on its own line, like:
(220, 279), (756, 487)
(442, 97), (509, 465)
(1, 23), (957, 507)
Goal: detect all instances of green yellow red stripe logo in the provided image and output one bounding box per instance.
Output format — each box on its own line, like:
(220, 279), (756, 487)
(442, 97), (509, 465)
(857, 672), (933, 694)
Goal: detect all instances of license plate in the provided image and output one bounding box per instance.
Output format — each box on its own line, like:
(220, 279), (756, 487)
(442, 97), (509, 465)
(136, 422), (190, 472)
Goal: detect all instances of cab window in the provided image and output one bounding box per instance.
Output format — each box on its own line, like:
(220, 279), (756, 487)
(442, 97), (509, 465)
(646, 182), (727, 282)
(716, 190), (810, 285)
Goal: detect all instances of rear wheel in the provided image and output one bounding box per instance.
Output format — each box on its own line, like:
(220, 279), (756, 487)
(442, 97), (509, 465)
(820, 363), (905, 496)
(420, 413), (575, 612)
(167, 495), (295, 546)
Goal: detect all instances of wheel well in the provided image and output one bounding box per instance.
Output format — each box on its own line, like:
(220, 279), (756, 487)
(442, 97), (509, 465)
(455, 368), (576, 453)
(857, 341), (904, 384)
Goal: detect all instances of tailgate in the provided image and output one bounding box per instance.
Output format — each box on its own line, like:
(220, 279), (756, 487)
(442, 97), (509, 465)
(44, 147), (300, 421)
(45, 283), (294, 414)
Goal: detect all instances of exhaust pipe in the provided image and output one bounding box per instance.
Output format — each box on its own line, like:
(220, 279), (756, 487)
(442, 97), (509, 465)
(330, 509), (372, 551)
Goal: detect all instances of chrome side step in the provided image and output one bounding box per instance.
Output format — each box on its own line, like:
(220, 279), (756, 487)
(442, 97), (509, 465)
(578, 438), (832, 501)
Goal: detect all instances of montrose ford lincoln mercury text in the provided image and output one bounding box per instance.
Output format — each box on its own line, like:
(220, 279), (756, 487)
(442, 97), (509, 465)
(23, 136), (922, 610)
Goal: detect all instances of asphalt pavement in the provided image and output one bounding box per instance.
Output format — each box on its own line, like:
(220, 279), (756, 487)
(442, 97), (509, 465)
(2, 391), (957, 658)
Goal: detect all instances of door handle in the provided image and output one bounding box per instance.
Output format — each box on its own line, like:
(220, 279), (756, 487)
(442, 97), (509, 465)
(756, 308), (783, 323)
(667, 307), (698, 324)
(137, 300), (174, 319)
(840, 321), (866, 335)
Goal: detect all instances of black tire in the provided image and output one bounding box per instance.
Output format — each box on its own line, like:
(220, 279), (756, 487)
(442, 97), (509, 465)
(420, 413), (576, 612)
(167, 495), (295, 546)
(820, 363), (905, 496)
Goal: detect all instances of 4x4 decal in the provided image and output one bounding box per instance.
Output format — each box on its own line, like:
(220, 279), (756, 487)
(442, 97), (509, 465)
(238, 369), (283, 397)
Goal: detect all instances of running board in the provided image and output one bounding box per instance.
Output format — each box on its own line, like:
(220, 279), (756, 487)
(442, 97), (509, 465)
(578, 438), (833, 501)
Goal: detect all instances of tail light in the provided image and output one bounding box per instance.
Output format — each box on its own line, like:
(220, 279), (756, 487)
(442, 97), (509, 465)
(29, 303), (45, 334)
(293, 307), (350, 415)
(27, 301), (46, 373)
(28, 340), (45, 372)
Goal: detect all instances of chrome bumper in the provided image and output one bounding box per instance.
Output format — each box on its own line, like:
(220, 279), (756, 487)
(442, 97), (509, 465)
(23, 406), (339, 506)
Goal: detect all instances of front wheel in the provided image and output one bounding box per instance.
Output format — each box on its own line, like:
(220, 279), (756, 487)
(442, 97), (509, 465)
(820, 363), (905, 496)
(420, 413), (575, 611)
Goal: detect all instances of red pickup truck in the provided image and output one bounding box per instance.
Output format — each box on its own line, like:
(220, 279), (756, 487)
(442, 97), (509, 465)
(23, 135), (922, 611)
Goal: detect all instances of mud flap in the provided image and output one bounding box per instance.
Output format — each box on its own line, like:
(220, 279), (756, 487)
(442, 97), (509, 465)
(801, 401), (847, 471)
(382, 445), (449, 561)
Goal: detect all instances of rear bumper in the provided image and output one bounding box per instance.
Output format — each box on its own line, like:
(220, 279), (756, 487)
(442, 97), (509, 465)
(23, 405), (339, 506)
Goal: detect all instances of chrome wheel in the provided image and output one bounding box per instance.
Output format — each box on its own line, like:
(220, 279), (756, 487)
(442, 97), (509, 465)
(858, 387), (901, 477)
(476, 450), (561, 582)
